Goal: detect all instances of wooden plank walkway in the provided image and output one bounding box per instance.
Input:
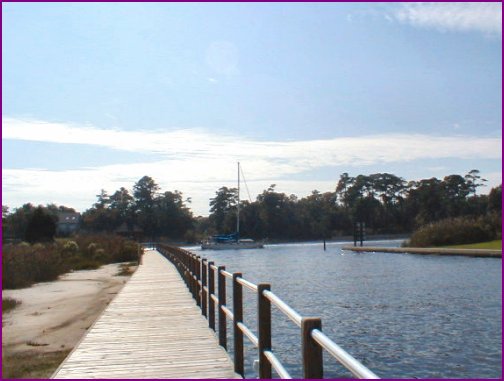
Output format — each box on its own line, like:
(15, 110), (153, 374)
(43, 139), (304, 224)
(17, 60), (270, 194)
(53, 249), (239, 379)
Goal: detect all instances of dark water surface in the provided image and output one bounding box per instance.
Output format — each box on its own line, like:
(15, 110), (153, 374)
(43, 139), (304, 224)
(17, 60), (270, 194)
(185, 240), (502, 379)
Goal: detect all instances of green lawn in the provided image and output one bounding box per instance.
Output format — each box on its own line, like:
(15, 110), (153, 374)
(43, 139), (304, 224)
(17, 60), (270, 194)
(443, 240), (502, 250)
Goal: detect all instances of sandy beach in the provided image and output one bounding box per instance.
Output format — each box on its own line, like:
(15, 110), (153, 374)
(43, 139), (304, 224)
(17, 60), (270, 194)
(2, 263), (134, 378)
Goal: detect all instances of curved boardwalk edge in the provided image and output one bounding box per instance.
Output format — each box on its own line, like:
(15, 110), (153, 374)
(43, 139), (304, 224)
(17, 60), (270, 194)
(342, 246), (501, 258)
(52, 249), (239, 379)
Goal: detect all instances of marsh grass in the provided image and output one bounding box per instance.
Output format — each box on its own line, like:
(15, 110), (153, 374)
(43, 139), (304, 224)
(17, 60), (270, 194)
(2, 235), (139, 289)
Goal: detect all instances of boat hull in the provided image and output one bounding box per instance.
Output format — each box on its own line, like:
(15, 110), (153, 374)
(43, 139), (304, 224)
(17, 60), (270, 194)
(201, 241), (264, 250)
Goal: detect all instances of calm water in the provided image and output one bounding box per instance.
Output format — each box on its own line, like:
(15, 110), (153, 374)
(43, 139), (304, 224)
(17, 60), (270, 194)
(185, 240), (502, 379)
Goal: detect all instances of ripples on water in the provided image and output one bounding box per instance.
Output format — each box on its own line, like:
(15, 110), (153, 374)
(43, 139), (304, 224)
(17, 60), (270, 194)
(186, 240), (502, 379)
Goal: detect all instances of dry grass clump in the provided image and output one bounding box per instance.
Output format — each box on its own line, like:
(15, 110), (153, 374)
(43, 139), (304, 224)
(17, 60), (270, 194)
(2, 349), (71, 379)
(2, 235), (139, 289)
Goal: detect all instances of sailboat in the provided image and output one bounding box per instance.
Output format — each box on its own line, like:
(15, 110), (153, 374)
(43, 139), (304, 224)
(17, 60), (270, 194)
(201, 162), (264, 250)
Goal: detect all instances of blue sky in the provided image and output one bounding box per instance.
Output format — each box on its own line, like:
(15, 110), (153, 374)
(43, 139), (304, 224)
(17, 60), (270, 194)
(2, 2), (502, 216)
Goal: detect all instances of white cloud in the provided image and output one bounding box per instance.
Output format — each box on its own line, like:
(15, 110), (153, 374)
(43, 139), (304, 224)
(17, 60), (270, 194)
(3, 117), (501, 167)
(392, 2), (502, 35)
(2, 117), (502, 215)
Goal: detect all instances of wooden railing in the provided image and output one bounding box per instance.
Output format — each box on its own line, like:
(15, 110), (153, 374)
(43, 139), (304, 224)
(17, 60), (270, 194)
(156, 244), (379, 379)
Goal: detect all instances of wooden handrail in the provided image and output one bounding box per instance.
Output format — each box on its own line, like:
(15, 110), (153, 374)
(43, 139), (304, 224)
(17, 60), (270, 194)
(236, 277), (258, 292)
(264, 350), (292, 379)
(156, 243), (379, 379)
(311, 329), (380, 379)
(221, 269), (233, 279)
(263, 290), (303, 327)
(222, 305), (234, 321)
(238, 322), (258, 347)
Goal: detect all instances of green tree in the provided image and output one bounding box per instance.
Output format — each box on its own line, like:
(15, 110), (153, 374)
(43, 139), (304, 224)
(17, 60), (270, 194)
(2, 205), (10, 238)
(81, 204), (116, 232)
(209, 187), (238, 233)
(4, 203), (36, 239)
(256, 185), (298, 239)
(94, 189), (110, 209)
(464, 169), (487, 196)
(406, 178), (446, 227)
(299, 191), (337, 239)
(133, 176), (160, 238)
(442, 174), (470, 217)
(488, 184), (502, 214)
(25, 206), (57, 243)
(109, 187), (135, 225)
(335, 173), (355, 208)
(156, 191), (194, 239)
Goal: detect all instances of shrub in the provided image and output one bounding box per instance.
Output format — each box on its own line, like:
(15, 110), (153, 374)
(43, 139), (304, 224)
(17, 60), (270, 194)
(86, 242), (98, 257)
(2, 235), (139, 289)
(408, 215), (499, 247)
(2, 243), (65, 289)
(62, 240), (79, 256)
(93, 248), (106, 262)
(2, 297), (21, 314)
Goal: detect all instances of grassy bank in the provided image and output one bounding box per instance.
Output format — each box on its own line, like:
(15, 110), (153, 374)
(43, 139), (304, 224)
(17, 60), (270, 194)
(442, 240), (502, 250)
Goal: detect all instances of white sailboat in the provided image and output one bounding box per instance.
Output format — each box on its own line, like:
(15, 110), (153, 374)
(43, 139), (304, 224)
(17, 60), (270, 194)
(201, 162), (264, 250)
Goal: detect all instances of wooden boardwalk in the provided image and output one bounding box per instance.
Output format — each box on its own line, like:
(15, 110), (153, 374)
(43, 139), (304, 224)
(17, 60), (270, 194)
(53, 249), (239, 379)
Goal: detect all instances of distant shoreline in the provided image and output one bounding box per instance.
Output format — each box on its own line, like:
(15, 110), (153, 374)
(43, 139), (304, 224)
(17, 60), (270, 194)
(342, 246), (501, 258)
(265, 234), (410, 245)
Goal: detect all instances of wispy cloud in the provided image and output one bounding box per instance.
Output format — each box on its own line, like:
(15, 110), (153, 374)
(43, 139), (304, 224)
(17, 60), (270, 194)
(2, 117), (502, 214)
(392, 2), (502, 36)
(3, 117), (501, 170)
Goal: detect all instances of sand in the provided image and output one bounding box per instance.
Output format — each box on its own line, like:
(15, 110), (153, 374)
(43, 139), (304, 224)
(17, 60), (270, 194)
(2, 263), (134, 377)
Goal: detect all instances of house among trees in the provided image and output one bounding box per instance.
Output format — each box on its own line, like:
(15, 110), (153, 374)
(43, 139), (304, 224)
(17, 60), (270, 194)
(57, 212), (81, 236)
(115, 222), (143, 241)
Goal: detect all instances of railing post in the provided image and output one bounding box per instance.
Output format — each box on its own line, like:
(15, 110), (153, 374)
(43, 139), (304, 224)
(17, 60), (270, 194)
(195, 256), (201, 307)
(201, 258), (207, 316)
(208, 261), (215, 331)
(217, 266), (227, 349)
(185, 252), (190, 289)
(138, 244), (143, 265)
(191, 254), (197, 301)
(233, 272), (244, 377)
(189, 254), (195, 299)
(301, 317), (323, 379)
(257, 283), (272, 379)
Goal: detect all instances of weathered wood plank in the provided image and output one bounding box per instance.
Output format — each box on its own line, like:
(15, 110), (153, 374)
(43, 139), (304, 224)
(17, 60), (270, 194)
(52, 249), (240, 379)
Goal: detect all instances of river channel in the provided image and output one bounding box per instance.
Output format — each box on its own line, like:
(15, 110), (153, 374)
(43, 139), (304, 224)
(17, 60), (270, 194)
(186, 240), (502, 379)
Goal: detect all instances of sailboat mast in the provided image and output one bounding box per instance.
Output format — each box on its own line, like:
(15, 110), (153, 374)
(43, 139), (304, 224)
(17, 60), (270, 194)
(237, 162), (240, 236)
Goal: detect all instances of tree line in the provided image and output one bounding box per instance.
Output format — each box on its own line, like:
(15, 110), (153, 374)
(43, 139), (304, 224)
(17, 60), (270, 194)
(208, 170), (501, 241)
(2, 170), (501, 243)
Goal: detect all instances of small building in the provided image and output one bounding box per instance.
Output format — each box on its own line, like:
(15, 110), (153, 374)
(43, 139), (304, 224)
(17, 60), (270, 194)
(115, 222), (143, 241)
(57, 212), (81, 236)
